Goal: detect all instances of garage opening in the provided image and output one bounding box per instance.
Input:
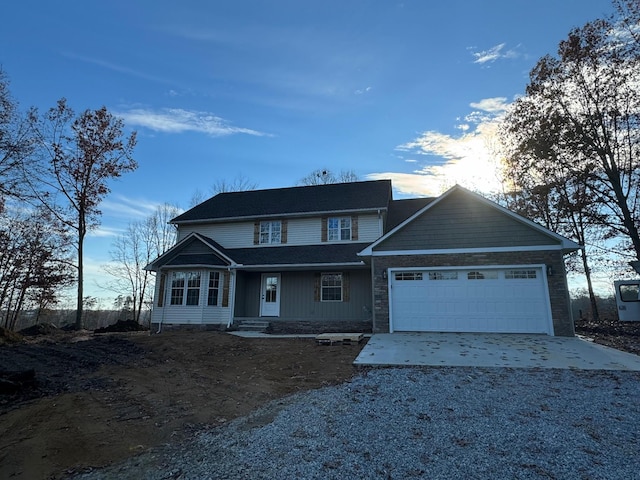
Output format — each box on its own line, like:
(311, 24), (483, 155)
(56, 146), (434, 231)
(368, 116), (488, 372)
(389, 266), (553, 335)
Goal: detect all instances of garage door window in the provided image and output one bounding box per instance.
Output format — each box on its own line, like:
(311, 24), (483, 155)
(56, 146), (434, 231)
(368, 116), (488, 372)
(429, 271), (458, 280)
(505, 270), (537, 279)
(395, 272), (423, 281)
(467, 270), (499, 280)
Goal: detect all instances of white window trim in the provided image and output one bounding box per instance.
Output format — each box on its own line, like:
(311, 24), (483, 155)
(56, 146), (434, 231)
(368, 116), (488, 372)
(321, 272), (343, 302)
(169, 271), (201, 306)
(207, 271), (221, 306)
(328, 217), (351, 242)
(260, 220), (282, 244)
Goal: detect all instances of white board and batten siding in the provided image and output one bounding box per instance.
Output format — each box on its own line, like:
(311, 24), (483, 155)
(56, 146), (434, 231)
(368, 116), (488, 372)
(177, 213), (383, 248)
(389, 265), (554, 335)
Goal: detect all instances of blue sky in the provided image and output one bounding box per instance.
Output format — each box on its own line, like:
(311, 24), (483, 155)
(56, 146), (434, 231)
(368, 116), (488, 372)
(0, 0), (614, 303)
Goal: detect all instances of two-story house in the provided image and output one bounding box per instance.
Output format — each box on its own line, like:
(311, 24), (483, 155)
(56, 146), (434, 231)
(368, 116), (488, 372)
(146, 180), (581, 336)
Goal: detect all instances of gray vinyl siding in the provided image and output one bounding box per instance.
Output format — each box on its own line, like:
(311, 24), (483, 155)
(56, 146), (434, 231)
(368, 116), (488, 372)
(180, 238), (216, 254)
(234, 273), (261, 317)
(376, 189), (560, 251)
(234, 270), (372, 321)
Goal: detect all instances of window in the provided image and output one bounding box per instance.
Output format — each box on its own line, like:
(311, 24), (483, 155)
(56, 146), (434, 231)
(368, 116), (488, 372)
(328, 217), (351, 241)
(208, 271), (220, 306)
(428, 271), (458, 280)
(186, 272), (201, 305)
(170, 271), (201, 306)
(260, 221), (281, 244)
(467, 270), (498, 280)
(321, 273), (343, 301)
(619, 284), (640, 302)
(170, 272), (185, 305)
(395, 272), (423, 281)
(505, 270), (537, 279)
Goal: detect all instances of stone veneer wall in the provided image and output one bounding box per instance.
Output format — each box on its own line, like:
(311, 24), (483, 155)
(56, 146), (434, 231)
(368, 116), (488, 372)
(372, 250), (574, 337)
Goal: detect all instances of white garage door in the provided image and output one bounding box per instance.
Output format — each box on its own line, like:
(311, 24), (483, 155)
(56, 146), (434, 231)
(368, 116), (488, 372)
(390, 267), (552, 334)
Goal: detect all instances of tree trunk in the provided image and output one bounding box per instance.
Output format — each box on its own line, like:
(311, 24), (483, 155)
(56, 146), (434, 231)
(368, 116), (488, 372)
(75, 229), (84, 330)
(580, 249), (600, 322)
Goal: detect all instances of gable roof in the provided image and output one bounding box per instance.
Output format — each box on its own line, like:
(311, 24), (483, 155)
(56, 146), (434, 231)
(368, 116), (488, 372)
(359, 185), (582, 255)
(172, 180), (392, 224)
(145, 233), (234, 271)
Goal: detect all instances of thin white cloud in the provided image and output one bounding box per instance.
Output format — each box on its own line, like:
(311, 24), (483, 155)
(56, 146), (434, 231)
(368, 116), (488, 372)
(88, 225), (124, 238)
(62, 52), (172, 84)
(116, 108), (270, 137)
(355, 86), (372, 95)
(470, 43), (521, 64)
(101, 195), (162, 220)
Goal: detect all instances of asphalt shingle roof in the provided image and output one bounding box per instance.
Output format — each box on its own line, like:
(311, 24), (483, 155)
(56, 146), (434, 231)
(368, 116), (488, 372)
(386, 198), (435, 232)
(172, 180), (392, 223)
(224, 242), (370, 266)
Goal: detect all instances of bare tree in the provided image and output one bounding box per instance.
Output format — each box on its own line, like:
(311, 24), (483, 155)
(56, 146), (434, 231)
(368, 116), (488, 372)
(211, 173), (258, 194)
(27, 99), (137, 329)
(0, 70), (32, 208)
(0, 206), (74, 330)
(189, 174), (258, 207)
(297, 168), (359, 186)
(104, 203), (179, 324)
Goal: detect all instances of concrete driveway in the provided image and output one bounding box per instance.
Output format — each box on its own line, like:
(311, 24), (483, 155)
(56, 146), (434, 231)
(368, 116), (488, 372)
(354, 332), (640, 370)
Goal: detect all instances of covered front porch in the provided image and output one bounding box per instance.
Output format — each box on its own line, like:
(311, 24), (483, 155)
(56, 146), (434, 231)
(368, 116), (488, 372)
(230, 268), (373, 334)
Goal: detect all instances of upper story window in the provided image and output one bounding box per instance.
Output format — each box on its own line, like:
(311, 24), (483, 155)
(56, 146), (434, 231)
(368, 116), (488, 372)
(328, 217), (351, 241)
(260, 221), (281, 244)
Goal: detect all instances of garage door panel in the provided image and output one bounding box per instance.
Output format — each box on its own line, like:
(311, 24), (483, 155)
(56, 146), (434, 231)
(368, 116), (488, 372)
(391, 267), (551, 334)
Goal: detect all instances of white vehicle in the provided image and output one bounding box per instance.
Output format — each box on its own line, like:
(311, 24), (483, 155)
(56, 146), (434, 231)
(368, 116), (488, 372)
(614, 280), (640, 322)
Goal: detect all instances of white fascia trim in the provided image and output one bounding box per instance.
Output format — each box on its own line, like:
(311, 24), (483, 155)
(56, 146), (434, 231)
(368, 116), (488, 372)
(233, 261), (366, 270)
(370, 245), (563, 256)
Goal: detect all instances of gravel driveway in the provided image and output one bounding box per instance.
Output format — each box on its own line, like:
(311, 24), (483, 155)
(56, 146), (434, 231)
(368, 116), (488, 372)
(77, 367), (640, 480)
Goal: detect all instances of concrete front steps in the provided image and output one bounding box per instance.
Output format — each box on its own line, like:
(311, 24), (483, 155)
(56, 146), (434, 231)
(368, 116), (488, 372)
(233, 319), (270, 333)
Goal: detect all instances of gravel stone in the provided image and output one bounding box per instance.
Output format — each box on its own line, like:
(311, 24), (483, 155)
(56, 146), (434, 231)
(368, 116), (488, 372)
(76, 367), (640, 480)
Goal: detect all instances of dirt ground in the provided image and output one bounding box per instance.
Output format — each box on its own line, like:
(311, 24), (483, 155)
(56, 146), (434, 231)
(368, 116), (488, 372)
(0, 330), (366, 479)
(0, 320), (638, 479)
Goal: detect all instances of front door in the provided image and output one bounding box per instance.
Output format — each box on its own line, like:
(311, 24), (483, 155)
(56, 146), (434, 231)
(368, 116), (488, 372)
(260, 273), (280, 317)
